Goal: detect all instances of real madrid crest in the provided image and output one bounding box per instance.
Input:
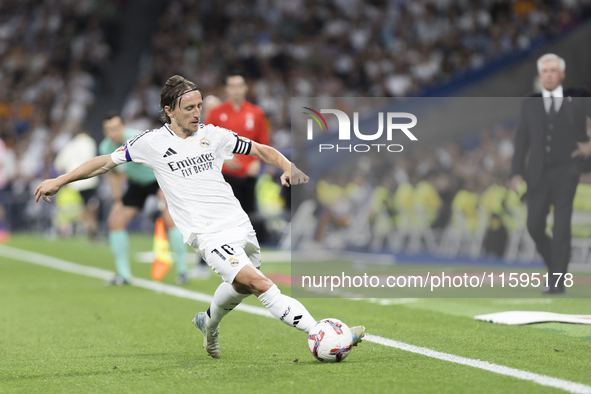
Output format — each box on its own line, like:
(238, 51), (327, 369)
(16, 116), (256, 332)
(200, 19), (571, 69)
(229, 257), (239, 267)
(200, 138), (211, 148)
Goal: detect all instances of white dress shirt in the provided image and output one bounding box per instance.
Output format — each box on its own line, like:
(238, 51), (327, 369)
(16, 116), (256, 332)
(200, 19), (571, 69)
(541, 85), (563, 113)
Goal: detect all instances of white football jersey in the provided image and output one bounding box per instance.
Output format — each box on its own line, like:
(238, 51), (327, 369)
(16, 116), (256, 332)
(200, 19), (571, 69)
(111, 123), (252, 242)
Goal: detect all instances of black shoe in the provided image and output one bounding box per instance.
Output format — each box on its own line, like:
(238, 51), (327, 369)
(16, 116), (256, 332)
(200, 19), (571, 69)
(542, 285), (565, 295)
(106, 275), (130, 286)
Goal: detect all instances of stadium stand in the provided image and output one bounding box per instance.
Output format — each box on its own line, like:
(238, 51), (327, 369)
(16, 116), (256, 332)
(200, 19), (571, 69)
(0, 0), (124, 232)
(1, 0), (591, 264)
(121, 0), (591, 134)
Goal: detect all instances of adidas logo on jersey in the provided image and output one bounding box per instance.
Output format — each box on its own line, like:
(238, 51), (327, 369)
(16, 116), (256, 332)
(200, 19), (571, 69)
(163, 148), (177, 157)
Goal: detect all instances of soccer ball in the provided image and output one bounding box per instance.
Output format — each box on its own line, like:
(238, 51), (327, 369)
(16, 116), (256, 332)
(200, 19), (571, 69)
(307, 318), (353, 362)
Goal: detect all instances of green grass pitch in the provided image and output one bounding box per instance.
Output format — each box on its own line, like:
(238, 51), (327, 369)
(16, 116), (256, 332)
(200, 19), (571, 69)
(1, 234), (591, 393)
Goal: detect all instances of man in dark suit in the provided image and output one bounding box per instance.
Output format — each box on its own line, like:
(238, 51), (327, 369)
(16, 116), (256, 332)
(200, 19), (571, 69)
(511, 53), (591, 294)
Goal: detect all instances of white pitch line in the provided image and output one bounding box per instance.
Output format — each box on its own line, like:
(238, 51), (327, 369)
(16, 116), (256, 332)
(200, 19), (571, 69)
(365, 335), (591, 394)
(1, 244), (590, 394)
(0, 244), (271, 318)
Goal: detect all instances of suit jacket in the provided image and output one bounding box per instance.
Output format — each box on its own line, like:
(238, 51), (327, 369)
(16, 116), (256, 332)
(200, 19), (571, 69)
(511, 87), (591, 191)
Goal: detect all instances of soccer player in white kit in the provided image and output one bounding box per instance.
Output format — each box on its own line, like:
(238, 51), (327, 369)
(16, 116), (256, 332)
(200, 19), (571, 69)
(34, 75), (365, 359)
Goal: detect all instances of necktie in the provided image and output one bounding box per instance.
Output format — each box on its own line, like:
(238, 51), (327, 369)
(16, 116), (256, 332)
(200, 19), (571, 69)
(548, 95), (556, 119)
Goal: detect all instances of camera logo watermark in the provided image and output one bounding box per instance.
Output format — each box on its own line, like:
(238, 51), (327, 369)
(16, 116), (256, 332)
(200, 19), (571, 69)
(303, 107), (418, 153)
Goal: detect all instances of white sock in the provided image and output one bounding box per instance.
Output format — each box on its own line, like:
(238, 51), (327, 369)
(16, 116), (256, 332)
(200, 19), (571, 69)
(258, 285), (316, 333)
(206, 282), (251, 331)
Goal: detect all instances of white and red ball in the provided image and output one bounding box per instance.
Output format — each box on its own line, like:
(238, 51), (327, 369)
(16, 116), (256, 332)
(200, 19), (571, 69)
(307, 318), (352, 362)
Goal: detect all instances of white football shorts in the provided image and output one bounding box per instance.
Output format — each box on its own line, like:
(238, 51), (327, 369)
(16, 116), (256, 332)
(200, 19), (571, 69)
(188, 222), (261, 284)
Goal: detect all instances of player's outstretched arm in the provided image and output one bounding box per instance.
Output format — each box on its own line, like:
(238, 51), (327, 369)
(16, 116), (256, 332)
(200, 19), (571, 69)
(248, 142), (309, 187)
(34, 155), (117, 203)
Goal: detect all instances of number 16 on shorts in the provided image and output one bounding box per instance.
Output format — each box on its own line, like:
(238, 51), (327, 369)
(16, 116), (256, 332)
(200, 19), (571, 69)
(212, 244), (235, 260)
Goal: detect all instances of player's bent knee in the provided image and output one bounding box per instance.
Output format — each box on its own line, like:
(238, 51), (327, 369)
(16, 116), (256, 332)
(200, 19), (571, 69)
(107, 212), (122, 230)
(108, 213), (128, 230)
(250, 276), (273, 296)
(108, 205), (137, 230)
(232, 281), (251, 295)
(233, 265), (273, 296)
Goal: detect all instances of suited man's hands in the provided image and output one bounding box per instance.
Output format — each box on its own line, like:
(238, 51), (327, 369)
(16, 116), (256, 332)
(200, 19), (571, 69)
(510, 175), (524, 194)
(571, 141), (591, 159)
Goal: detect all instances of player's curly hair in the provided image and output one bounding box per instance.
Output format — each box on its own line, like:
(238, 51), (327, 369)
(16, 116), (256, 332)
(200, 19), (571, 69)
(159, 75), (202, 124)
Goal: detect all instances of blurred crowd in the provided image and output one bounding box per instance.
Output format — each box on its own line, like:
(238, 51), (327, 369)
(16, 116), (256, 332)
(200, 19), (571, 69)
(123, 0), (590, 142)
(0, 0), (123, 233)
(1, 0), (591, 241)
(310, 123), (591, 259)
